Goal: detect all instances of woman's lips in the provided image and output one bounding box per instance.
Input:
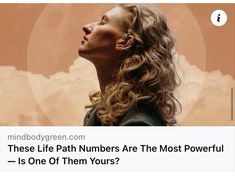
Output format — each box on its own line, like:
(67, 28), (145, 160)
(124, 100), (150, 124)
(81, 36), (88, 44)
(83, 36), (88, 41)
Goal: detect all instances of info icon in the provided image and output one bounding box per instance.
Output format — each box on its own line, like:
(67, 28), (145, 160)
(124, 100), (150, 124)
(211, 9), (227, 27)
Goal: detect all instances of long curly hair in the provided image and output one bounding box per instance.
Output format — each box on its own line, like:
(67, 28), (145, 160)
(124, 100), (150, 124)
(86, 4), (182, 126)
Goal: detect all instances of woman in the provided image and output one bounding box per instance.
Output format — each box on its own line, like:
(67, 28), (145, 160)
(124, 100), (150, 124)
(78, 4), (181, 126)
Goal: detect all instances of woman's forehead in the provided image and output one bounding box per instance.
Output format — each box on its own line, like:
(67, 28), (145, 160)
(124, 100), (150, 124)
(105, 6), (129, 21)
(104, 6), (132, 31)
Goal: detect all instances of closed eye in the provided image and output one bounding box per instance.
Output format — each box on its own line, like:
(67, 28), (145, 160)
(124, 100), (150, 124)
(99, 15), (108, 25)
(99, 20), (105, 25)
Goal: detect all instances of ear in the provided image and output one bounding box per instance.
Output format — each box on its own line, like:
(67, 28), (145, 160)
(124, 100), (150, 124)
(116, 34), (134, 51)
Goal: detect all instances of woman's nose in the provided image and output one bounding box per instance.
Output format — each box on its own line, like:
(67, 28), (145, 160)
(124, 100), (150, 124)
(82, 24), (93, 34)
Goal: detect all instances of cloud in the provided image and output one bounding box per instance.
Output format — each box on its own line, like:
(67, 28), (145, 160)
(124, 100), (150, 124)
(174, 54), (235, 125)
(0, 55), (234, 126)
(0, 59), (99, 125)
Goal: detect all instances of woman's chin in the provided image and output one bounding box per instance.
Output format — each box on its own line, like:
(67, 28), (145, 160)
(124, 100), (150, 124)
(78, 49), (91, 61)
(78, 46), (87, 57)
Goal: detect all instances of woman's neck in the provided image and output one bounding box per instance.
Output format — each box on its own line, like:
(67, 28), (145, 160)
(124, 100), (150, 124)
(94, 59), (118, 93)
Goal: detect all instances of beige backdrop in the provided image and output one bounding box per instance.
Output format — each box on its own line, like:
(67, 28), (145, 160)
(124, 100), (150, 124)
(0, 4), (234, 126)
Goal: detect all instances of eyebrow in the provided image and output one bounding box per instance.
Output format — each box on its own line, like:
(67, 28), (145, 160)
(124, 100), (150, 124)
(102, 15), (109, 21)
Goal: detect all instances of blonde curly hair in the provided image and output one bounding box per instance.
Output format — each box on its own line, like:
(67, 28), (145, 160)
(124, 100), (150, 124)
(86, 4), (182, 126)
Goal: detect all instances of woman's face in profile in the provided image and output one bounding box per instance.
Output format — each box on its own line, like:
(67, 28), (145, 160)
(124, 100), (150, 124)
(78, 6), (129, 62)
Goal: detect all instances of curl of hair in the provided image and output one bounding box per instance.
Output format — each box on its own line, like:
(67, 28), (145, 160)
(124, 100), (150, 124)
(86, 4), (182, 126)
